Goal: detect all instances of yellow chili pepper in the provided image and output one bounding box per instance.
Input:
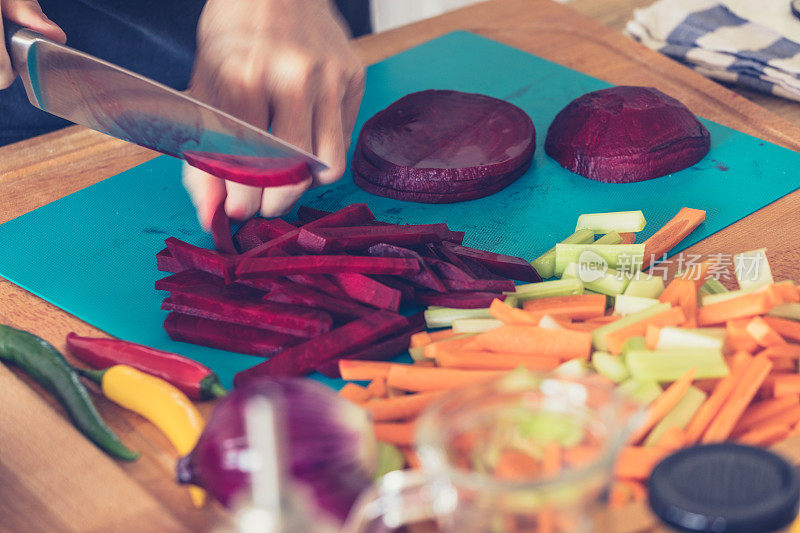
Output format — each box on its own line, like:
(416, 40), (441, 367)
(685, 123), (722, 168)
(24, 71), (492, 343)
(79, 364), (206, 506)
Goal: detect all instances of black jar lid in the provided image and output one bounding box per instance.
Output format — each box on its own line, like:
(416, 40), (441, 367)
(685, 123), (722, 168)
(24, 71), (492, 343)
(648, 443), (800, 533)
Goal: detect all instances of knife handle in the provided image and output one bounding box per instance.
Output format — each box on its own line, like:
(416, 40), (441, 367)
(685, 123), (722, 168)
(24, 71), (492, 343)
(3, 18), (24, 54)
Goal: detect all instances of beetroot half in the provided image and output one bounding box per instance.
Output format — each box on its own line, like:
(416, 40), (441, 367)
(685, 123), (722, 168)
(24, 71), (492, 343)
(544, 86), (710, 183)
(354, 90), (535, 203)
(183, 151), (312, 188)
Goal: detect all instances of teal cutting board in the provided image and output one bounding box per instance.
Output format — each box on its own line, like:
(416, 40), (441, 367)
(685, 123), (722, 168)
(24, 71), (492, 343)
(2, 32), (799, 389)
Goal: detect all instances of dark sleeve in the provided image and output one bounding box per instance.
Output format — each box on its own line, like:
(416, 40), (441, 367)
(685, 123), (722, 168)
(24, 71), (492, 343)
(334, 0), (372, 37)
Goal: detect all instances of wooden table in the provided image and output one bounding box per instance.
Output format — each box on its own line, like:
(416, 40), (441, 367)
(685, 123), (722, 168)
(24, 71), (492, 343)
(2, 0), (800, 531)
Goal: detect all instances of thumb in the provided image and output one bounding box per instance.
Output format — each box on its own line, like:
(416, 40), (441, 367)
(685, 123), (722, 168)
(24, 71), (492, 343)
(2, 0), (67, 43)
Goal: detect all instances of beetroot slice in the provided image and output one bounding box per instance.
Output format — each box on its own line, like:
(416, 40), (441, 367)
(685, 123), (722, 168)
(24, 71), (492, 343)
(164, 312), (301, 357)
(210, 199), (237, 254)
(183, 151), (312, 188)
(370, 275), (417, 302)
(365, 243), (446, 292)
(353, 164), (528, 204)
(329, 273), (401, 311)
(155, 270), (225, 291)
(165, 237), (236, 283)
(358, 90), (535, 179)
(416, 291), (505, 309)
(233, 311), (409, 381)
(544, 86), (710, 183)
(440, 241), (541, 283)
(157, 248), (183, 273)
(423, 257), (515, 292)
(315, 312), (426, 377)
(260, 279), (371, 321)
(297, 224), (458, 253)
(236, 255), (420, 278)
(163, 284), (331, 337)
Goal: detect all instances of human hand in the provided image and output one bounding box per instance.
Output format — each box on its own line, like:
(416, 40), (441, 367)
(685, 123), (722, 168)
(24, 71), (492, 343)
(183, 0), (365, 229)
(0, 0), (66, 88)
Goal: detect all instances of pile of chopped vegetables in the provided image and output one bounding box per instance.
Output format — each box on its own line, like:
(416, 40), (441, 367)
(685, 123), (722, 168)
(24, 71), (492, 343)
(335, 206), (800, 510)
(155, 203), (540, 383)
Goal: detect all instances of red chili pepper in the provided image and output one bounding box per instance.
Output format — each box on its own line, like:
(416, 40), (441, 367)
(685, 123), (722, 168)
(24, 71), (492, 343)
(65, 333), (226, 401)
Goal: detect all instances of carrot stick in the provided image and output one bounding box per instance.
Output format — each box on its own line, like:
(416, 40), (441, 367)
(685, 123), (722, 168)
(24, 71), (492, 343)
(771, 358), (797, 372)
(701, 355), (773, 443)
(658, 279), (698, 327)
(641, 208), (706, 269)
(374, 422), (415, 446)
(367, 377), (387, 398)
(659, 278), (692, 305)
(737, 423), (791, 447)
(386, 365), (504, 392)
(489, 298), (539, 325)
(759, 343), (800, 360)
(629, 367), (697, 444)
(541, 442), (562, 478)
(619, 232), (637, 244)
(685, 353), (751, 445)
(697, 291), (772, 326)
(620, 480), (648, 502)
(773, 375), (800, 398)
(726, 319), (760, 353)
(762, 317), (800, 343)
(655, 426), (686, 451)
(733, 396), (800, 436)
(773, 283), (800, 304)
(402, 447), (421, 469)
(606, 306), (686, 355)
(423, 334), (477, 360)
(746, 317), (787, 348)
(756, 375), (778, 400)
(585, 315), (621, 325)
(645, 324), (661, 350)
(614, 446), (669, 480)
(563, 445), (599, 468)
(522, 294), (607, 320)
(693, 378), (721, 394)
(409, 329), (456, 348)
(609, 484), (631, 509)
(435, 349), (561, 371)
(413, 360), (436, 367)
(364, 391), (445, 422)
(468, 325), (593, 360)
(677, 260), (714, 289)
(338, 383), (371, 403)
(339, 360), (395, 381)
(494, 450), (540, 480)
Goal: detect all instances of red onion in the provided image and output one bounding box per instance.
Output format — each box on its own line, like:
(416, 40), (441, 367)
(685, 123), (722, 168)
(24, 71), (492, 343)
(544, 86), (710, 183)
(176, 377), (376, 523)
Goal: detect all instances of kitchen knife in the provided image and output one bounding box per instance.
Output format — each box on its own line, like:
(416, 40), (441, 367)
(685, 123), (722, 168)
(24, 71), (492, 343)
(2, 20), (326, 173)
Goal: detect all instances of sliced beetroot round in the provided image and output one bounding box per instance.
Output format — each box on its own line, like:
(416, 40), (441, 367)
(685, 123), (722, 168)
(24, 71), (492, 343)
(352, 145), (530, 194)
(353, 163), (529, 204)
(544, 86), (710, 183)
(183, 151), (312, 187)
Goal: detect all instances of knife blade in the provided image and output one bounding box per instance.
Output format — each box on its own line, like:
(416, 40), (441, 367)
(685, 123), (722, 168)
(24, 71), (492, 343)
(3, 21), (326, 173)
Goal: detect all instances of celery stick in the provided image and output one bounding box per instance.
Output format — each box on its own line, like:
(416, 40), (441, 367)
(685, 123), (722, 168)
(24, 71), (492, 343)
(507, 278), (584, 301)
(592, 352), (630, 382)
(617, 378), (663, 406)
(655, 327), (726, 351)
(452, 318), (503, 334)
(374, 443), (406, 478)
(769, 303), (800, 321)
(593, 232), (623, 245)
(643, 386), (706, 447)
(554, 243), (645, 277)
(701, 277), (729, 295)
(575, 211), (647, 234)
(734, 248), (773, 291)
(555, 359), (591, 377)
(626, 349), (729, 381)
(424, 307), (491, 329)
(621, 336), (647, 356)
(531, 229), (595, 279)
(516, 411), (585, 448)
(624, 275), (665, 299)
(503, 295), (519, 308)
(538, 314), (563, 330)
(592, 302), (671, 351)
(614, 294), (661, 316)
(701, 289), (749, 306)
(562, 262), (631, 297)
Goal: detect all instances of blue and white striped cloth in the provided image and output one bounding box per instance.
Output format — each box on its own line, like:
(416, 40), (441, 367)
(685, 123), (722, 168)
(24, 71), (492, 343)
(626, 0), (800, 101)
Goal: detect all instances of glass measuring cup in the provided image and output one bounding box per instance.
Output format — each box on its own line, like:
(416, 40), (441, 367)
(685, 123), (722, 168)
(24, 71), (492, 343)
(344, 371), (643, 532)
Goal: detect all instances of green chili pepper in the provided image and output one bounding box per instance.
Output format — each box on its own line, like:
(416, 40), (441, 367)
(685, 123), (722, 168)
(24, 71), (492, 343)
(0, 324), (139, 461)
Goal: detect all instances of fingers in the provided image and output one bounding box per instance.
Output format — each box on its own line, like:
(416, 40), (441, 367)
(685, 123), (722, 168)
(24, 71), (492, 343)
(182, 163), (226, 231)
(311, 67), (347, 186)
(2, 0), (67, 43)
(259, 177), (313, 218)
(341, 67), (366, 149)
(224, 181), (262, 221)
